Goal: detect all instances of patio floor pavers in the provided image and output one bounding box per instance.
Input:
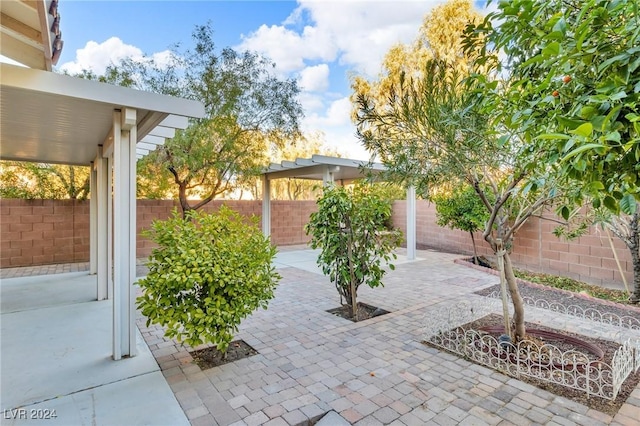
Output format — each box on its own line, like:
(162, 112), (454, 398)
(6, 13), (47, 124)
(136, 248), (640, 425)
(3, 247), (639, 425)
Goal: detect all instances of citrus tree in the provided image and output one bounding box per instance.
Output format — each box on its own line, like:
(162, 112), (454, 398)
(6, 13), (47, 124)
(465, 0), (640, 301)
(305, 184), (402, 320)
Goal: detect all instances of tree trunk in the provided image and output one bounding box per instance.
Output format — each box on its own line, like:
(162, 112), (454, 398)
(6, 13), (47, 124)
(503, 252), (526, 340)
(470, 231), (479, 264)
(347, 228), (358, 321)
(629, 209), (640, 303)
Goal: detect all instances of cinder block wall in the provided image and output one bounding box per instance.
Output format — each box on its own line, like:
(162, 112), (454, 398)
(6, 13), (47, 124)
(1, 199), (315, 268)
(0, 199), (90, 266)
(1, 198), (633, 289)
(391, 200), (633, 288)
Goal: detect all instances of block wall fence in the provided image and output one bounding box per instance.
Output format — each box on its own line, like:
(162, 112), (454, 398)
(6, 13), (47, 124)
(0, 198), (633, 288)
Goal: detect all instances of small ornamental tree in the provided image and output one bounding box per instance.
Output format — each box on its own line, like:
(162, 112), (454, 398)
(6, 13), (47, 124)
(432, 184), (490, 265)
(305, 184), (403, 320)
(136, 207), (280, 355)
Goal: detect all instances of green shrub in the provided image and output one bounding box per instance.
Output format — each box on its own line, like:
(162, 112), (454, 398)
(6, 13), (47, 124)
(432, 184), (489, 264)
(305, 183), (402, 320)
(136, 207), (280, 353)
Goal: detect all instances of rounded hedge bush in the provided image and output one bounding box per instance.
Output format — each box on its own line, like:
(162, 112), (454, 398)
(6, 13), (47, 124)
(136, 206), (280, 353)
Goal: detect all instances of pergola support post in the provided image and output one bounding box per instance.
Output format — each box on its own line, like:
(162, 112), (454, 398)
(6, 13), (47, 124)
(96, 147), (108, 300)
(89, 161), (97, 275)
(406, 185), (416, 260)
(262, 176), (271, 238)
(323, 165), (338, 185)
(112, 109), (137, 360)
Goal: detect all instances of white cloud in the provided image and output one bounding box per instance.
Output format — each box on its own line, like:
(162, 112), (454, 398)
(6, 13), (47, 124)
(298, 63), (329, 92)
(239, 24), (336, 74)
(58, 37), (173, 75)
(238, 1), (441, 77)
(300, 96), (372, 159)
(235, 1), (445, 161)
(298, 92), (325, 113)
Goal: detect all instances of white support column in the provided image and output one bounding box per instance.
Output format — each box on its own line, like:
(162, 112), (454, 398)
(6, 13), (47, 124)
(406, 185), (416, 260)
(107, 154), (113, 300)
(322, 165), (338, 185)
(96, 148), (108, 300)
(262, 175), (271, 238)
(89, 161), (97, 275)
(112, 109), (138, 359)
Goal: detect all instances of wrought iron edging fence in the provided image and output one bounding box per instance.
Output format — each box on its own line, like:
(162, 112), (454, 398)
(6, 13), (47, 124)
(423, 300), (640, 400)
(485, 291), (640, 331)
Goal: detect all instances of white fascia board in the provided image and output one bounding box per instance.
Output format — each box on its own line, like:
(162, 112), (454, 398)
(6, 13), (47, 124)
(311, 154), (385, 171)
(159, 114), (190, 129)
(1, 63), (205, 118)
(295, 158), (314, 166)
(137, 142), (159, 151)
(264, 164), (328, 180)
(280, 160), (300, 169)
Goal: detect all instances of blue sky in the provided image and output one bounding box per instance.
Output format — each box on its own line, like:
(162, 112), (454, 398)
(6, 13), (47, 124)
(57, 1), (486, 160)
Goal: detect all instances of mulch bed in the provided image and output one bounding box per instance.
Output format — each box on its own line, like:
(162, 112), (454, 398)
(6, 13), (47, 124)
(190, 340), (258, 370)
(327, 302), (390, 322)
(425, 313), (640, 415)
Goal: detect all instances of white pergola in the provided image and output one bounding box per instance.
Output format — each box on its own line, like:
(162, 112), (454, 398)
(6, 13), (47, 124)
(262, 155), (417, 260)
(0, 62), (205, 360)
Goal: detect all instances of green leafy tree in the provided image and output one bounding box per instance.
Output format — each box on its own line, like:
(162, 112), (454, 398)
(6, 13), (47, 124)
(305, 184), (402, 320)
(432, 184), (490, 264)
(136, 207), (280, 354)
(354, 56), (561, 340)
(0, 161), (90, 200)
(465, 0), (639, 214)
(100, 24), (304, 213)
(465, 0), (640, 302)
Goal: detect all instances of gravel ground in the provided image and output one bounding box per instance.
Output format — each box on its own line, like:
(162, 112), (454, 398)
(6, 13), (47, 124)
(474, 279), (640, 322)
(457, 257), (640, 322)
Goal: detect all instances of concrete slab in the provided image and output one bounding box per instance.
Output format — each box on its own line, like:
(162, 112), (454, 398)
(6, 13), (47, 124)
(2, 372), (189, 426)
(1, 298), (159, 410)
(1, 272), (95, 314)
(0, 273), (187, 426)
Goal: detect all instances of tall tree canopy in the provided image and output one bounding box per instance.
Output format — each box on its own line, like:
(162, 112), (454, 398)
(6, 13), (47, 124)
(351, 0), (482, 115)
(464, 0), (640, 302)
(0, 162), (90, 200)
(109, 24), (304, 214)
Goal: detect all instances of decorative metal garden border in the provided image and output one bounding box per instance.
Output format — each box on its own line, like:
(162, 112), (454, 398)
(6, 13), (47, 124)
(485, 290), (640, 331)
(423, 300), (640, 400)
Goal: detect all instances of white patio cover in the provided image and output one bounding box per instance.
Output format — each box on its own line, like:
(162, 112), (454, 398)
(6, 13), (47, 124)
(0, 62), (205, 359)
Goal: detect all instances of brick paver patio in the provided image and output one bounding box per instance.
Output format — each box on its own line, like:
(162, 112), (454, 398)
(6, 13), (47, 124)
(135, 249), (639, 425)
(4, 248), (639, 425)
